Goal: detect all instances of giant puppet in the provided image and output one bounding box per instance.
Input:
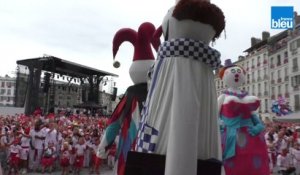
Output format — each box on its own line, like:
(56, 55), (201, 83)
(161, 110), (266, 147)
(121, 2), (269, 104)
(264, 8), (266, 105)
(97, 22), (160, 175)
(218, 59), (270, 175)
(133, 0), (226, 175)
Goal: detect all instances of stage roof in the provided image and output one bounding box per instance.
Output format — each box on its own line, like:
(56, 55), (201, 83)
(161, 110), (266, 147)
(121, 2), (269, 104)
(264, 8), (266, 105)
(17, 56), (118, 78)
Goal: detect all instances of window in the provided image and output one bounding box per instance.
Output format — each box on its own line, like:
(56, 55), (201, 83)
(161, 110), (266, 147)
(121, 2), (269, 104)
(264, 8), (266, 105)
(252, 84), (255, 94)
(272, 87), (275, 95)
(278, 85), (281, 95)
(258, 70), (261, 78)
(265, 99), (268, 112)
(6, 82), (11, 88)
(264, 82), (267, 91)
(293, 58), (298, 68)
(1, 82), (4, 87)
(0, 89), (5, 95)
(7, 89), (11, 95)
(285, 84), (288, 93)
(252, 59), (254, 66)
(295, 94), (300, 111)
(264, 68), (267, 76)
(271, 72), (274, 80)
(290, 40), (298, 51)
(277, 54), (281, 65)
(278, 70), (281, 79)
(271, 57), (274, 65)
(284, 51), (288, 58)
(7, 97), (10, 102)
(285, 67), (288, 77)
(258, 83), (261, 92)
(257, 56), (261, 64)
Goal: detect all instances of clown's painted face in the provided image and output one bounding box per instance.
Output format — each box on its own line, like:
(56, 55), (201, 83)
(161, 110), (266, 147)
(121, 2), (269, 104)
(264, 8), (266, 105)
(223, 66), (245, 89)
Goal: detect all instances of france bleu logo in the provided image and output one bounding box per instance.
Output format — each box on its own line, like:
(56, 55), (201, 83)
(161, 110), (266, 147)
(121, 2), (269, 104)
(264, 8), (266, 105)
(271, 6), (294, 29)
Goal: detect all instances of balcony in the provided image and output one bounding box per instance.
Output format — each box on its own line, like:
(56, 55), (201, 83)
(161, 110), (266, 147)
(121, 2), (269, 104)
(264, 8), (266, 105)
(271, 79), (275, 84)
(285, 93), (290, 98)
(271, 95), (275, 99)
(284, 59), (288, 64)
(264, 91), (268, 96)
(270, 64), (275, 69)
(285, 76), (289, 81)
(277, 78), (282, 83)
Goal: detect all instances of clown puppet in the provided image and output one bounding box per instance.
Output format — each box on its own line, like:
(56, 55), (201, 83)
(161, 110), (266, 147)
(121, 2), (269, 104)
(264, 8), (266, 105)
(218, 59), (270, 175)
(97, 22), (160, 175)
(134, 0), (225, 174)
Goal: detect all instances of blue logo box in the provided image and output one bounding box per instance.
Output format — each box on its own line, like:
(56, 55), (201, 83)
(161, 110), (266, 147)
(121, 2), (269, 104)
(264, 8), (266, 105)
(271, 6), (294, 29)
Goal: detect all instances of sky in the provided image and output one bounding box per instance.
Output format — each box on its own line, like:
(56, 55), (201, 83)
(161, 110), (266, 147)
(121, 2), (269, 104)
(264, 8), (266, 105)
(0, 0), (299, 95)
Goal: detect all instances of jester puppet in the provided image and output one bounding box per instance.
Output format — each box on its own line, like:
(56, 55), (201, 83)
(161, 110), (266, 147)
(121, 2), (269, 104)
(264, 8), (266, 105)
(97, 22), (160, 175)
(218, 59), (270, 175)
(133, 0), (226, 175)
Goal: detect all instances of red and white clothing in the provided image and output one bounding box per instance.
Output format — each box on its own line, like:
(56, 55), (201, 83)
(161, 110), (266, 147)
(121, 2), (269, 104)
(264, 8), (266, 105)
(74, 144), (86, 168)
(10, 144), (21, 166)
(30, 129), (46, 149)
(277, 153), (294, 171)
(45, 129), (59, 147)
(20, 136), (30, 160)
(41, 146), (56, 167)
(290, 148), (300, 174)
(60, 145), (71, 167)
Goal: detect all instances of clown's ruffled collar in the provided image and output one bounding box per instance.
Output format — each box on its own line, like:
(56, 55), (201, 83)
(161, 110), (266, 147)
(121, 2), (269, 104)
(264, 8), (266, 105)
(222, 88), (248, 98)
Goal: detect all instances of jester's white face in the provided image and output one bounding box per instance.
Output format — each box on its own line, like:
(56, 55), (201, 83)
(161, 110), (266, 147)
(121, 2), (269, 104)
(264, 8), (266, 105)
(223, 66), (245, 89)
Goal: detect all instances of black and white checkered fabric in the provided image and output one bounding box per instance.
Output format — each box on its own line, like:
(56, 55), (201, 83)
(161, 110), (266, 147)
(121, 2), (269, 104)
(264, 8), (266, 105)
(158, 38), (221, 70)
(136, 123), (158, 153)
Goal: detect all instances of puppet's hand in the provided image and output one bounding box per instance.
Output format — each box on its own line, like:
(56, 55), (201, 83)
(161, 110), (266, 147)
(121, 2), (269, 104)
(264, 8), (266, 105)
(248, 113), (265, 136)
(247, 125), (263, 136)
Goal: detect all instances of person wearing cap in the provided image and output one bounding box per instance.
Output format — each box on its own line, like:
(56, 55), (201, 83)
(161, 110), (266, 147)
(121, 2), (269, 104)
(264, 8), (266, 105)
(217, 59), (270, 175)
(133, 0), (225, 175)
(97, 22), (160, 175)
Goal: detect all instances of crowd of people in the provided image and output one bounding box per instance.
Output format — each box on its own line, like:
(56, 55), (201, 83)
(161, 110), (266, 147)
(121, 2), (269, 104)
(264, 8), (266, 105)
(1, 108), (300, 175)
(0, 109), (117, 175)
(264, 120), (300, 175)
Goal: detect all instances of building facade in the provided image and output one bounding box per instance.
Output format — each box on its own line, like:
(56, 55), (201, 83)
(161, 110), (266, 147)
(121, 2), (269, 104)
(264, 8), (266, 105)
(0, 75), (16, 106)
(215, 13), (300, 119)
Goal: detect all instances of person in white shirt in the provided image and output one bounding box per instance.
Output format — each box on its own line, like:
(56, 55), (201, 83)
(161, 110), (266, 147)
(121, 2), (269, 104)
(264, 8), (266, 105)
(275, 131), (290, 155)
(277, 148), (296, 175)
(8, 139), (22, 175)
(29, 120), (46, 171)
(19, 127), (31, 174)
(290, 142), (300, 175)
(74, 137), (86, 175)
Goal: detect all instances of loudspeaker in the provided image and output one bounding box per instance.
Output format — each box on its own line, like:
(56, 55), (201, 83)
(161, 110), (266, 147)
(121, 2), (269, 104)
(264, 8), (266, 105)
(111, 87), (117, 101)
(43, 73), (51, 93)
